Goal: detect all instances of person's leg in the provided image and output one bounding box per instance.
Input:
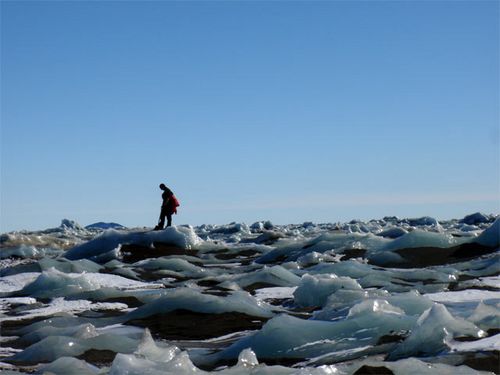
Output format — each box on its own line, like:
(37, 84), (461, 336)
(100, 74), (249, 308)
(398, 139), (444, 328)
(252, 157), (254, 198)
(166, 213), (172, 227)
(157, 207), (166, 229)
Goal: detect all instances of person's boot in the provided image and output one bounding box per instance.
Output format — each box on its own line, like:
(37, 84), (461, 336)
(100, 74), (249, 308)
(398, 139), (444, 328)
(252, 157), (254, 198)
(154, 225), (163, 231)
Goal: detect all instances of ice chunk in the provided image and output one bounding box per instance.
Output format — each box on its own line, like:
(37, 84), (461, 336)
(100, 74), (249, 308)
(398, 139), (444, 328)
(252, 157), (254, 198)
(313, 289), (390, 321)
(121, 288), (274, 322)
(324, 289), (375, 310)
(9, 336), (87, 363)
(377, 227), (408, 239)
(0, 245), (47, 259)
(347, 299), (404, 317)
(475, 217), (500, 247)
(60, 219), (84, 231)
(460, 254), (500, 278)
(236, 348), (259, 367)
(458, 224), (480, 232)
(19, 323), (98, 345)
(378, 230), (461, 252)
(39, 356), (100, 375)
(65, 226), (203, 261)
(257, 232), (387, 264)
(308, 260), (373, 279)
(218, 310), (415, 361)
(38, 258), (102, 274)
(207, 222), (251, 235)
(468, 301), (500, 331)
(463, 276), (500, 289)
(297, 251), (336, 267)
(138, 257), (209, 278)
(407, 216), (439, 227)
(92, 247), (121, 263)
(235, 265), (301, 289)
(385, 291), (434, 316)
(17, 268), (160, 298)
(461, 212), (492, 225)
(294, 274), (362, 307)
(135, 329), (180, 362)
(366, 250), (405, 266)
(109, 353), (170, 375)
(85, 222), (126, 230)
(0, 225), (87, 252)
(250, 221), (274, 232)
(388, 303), (485, 360)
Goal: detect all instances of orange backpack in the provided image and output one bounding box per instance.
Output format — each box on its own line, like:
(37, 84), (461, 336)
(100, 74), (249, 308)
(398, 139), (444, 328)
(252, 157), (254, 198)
(171, 195), (180, 213)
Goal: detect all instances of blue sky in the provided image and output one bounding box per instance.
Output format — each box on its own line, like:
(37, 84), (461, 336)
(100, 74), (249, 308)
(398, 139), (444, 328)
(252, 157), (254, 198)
(1, 1), (499, 232)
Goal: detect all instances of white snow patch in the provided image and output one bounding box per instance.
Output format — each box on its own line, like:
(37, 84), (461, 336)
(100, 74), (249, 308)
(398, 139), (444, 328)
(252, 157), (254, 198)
(425, 290), (500, 303)
(254, 287), (297, 301)
(477, 276), (500, 289)
(0, 272), (40, 293)
(0, 298), (128, 322)
(450, 333), (500, 352)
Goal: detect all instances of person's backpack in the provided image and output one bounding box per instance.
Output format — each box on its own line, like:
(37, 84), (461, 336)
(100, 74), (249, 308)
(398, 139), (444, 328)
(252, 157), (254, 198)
(171, 195), (180, 213)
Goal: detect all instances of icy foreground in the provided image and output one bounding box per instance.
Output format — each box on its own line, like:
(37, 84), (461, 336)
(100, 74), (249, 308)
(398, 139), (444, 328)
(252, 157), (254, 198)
(0, 214), (499, 374)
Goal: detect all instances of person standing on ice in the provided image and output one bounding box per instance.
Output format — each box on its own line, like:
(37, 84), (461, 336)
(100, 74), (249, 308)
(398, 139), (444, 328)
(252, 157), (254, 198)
(154, 183), (180, 230)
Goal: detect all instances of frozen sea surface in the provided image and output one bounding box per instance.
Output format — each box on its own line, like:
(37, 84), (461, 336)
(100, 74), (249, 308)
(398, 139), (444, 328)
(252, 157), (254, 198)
(0, 215), (499, 374)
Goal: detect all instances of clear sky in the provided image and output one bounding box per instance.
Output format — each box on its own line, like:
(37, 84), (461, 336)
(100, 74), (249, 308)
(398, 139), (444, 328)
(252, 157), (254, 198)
(1, 0), (499, 232)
